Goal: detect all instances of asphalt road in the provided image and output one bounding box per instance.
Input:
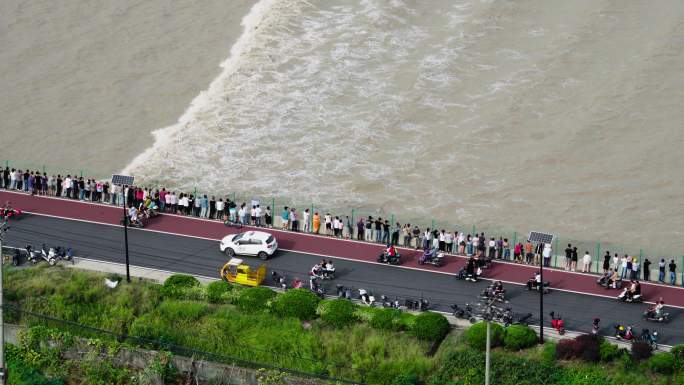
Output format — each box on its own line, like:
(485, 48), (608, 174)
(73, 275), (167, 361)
(4, 213), (683, 345)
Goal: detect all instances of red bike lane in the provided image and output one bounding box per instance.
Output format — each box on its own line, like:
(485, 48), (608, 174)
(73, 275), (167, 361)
(3, 190), (683, 307)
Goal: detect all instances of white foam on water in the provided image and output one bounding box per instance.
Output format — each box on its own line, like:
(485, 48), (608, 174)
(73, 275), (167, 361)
(121, 0), (684, 254)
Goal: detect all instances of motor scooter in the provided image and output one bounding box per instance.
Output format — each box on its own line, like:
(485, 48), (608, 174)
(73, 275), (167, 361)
(614, 324), (635, 341)
(419, 248), (444, 267)
(641, 328), (659, 349)
(643, 308), (670, 323)
(591, 318), (601, 335)
(549, 311), (565, 335)
(617, 288), (643, 303)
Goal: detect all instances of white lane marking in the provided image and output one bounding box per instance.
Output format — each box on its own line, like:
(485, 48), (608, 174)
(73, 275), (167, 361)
(13, 210), (684, 309)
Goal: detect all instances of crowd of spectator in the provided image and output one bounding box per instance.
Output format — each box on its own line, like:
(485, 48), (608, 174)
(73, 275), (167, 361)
(1, 166), (680, 285)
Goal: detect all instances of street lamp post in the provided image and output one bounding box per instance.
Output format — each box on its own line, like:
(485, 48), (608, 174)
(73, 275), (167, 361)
(111, 175), (134, 283)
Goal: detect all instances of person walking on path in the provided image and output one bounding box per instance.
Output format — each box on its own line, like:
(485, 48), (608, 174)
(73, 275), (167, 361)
(643, 258), (651, 281)
(669, 259), (677, 285)
(582, 251), (592, 272)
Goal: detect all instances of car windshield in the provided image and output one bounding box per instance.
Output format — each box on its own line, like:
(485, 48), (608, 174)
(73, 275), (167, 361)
(266, 236), (275, 244)
(232, 233), (245, 241)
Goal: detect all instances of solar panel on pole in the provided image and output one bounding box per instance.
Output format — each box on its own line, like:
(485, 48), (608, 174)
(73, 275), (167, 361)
(528, 231), (554, 245)
(111, 174), (134, 186)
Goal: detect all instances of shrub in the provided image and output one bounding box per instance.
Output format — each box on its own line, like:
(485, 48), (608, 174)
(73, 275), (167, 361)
(649, 352), (675, 374)
(556, 339), (575, 360)
(573, 334), (600, 362)
(412, 312), (450, 341)
(466, 322), (503, 350)
(370, 308), (401, 331)
(235, 287), (276, 311)
(599, 339), (622, 362)
(270, 288), (320, 320)
(317, 299), (357, 328)
(391, 374), (419, 385)
(631, 341), (652, 361)
(671, 344), (684, 372)
(161, 274), (199, 298)
(205, 281), (233, 304)
(503, 324), (537, 350)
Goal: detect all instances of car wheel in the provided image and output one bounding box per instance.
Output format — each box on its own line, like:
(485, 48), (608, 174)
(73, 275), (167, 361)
(258, 251), (268, 260)
(225, 248), (235, 257)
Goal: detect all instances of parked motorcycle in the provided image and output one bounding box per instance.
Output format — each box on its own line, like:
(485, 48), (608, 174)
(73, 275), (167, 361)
(549, 311), (565, 335)
(450, 303), (477, 324)
(617, 288), (643, 303)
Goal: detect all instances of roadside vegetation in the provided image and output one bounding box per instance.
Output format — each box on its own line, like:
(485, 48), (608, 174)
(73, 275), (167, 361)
(3, 265), (684, 385)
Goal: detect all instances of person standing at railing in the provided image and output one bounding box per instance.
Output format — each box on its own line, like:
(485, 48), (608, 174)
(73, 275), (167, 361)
(365, 217), (373, 241)
(346, 216), (353, 239)
(620, 255), (628, 279)
(669, 259), (677, 285)
(658, 258), (666, 282)
(303, 209), (310, 232)
(643, 258), (651, 281)
(603, 251), (611, 274)
(290, 208), (299, 231)
(356, 217), (364, 240)
(215, 199), (224, 221)
(445, 231), (454, 253)
(543, 243), (552, 267)
(264, 206), (272, 228)
(630, 257), (639, 280)
(570, 247), (578, 271)
(313, 212), (321, 234)
(281, 206), (289, 230)
(375, 217), (383, 243)
(582, 251), (592, 272)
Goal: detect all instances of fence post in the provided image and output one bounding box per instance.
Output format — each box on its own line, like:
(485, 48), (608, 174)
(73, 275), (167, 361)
(595, 242), (600, 273)
(42, 164), (46, 174)
(4, 160), (8, 168)
(80, 169), (84, 178)
(310, 204), (314, 232)
(513, 232), (517, 248)
(431, 219), (435, 230)
(639, 249), (643, 265)
(472, 224), (476, 236)
(391, 214), (394, 226)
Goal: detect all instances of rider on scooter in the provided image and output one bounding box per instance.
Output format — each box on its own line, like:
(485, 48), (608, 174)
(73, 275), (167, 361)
(646, 299), (665, 319)
(608, 269), (620, 288)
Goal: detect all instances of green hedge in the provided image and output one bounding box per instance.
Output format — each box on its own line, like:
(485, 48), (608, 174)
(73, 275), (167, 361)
(466, 322), (504, 350)
(317, 299), (357, 328)
(370, 308), (402, 331)
(235, 286), (277, 311)
(412, 312), (450, 341)
(161, 274), (200, 299)
(599, 339), (623, 362)
(205, 280), (233, 303)
(270, 288), (321, 320)
(649, 352), (675, 375)
(503, 325), (537, 350)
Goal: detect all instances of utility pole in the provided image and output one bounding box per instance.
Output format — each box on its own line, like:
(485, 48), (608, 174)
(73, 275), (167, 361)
(482, 297), (494, 385)
(1, 219), (9, 383)
(111, 175), (134, 283)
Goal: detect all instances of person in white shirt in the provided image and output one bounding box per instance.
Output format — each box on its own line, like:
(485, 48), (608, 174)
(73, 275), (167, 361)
(612, 253), (619, 271)
(303, 209), (310, 232)
(542, 243), (552, 267)
(164, 191), (172, 212)
(445, 231), (454, 253)
(324, 214), (332, 236)
(620, 255), (628, 279)
(216, 199), (225, 220)
(333, 217), (340, 237)
(238, 206), (246, 224)
(582, 251), (592, 272)
(255, 205), (262, 226)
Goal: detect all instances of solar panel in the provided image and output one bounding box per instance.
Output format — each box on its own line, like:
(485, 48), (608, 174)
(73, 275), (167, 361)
(111, 174), (134, 186)
(528, 231), (554, 244)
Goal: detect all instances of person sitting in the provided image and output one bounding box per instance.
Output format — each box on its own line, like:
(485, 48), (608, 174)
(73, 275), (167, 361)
(128, 206), (139, 224)
(626, 280), (637, 300)
(608, 269), (620, 288)
(493, 281), (505, 295)
(292, 278), (303, 289)
(311, 263), (324, 278)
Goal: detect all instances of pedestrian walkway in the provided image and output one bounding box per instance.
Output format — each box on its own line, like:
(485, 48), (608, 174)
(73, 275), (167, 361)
(3, 190), (684, 307)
